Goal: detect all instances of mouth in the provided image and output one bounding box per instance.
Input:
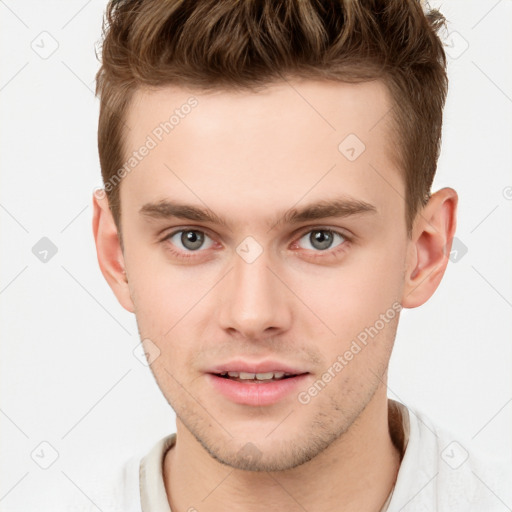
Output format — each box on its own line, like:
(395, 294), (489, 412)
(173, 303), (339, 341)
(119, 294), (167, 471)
(212, 371), (307, 383)
(207, 370), (311, 406)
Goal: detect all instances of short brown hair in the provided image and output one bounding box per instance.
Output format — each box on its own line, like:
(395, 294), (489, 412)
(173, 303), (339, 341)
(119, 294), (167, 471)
(95, 0), (448, 239)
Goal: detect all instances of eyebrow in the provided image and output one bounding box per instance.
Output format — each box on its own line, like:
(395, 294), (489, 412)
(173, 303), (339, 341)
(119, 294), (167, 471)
(139, 196), (377, 230)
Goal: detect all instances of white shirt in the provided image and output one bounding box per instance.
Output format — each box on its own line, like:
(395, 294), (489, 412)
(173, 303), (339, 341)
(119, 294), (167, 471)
(48, 399), (512, 511)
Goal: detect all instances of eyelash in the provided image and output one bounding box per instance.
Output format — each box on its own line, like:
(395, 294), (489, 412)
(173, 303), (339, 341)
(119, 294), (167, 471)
(160, 227), (352, 261)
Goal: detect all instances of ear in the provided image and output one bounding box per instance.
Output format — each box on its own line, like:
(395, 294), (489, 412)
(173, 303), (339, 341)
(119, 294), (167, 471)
(401, 187), (458, 308)
(92, 189), (135, 313)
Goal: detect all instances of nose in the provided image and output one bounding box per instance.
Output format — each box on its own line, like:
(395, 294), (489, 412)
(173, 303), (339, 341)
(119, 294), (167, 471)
(217, 245), (293, 341)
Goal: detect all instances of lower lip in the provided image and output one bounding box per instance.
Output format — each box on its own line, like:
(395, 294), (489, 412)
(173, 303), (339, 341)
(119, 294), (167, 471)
(206, 373), (310, 406)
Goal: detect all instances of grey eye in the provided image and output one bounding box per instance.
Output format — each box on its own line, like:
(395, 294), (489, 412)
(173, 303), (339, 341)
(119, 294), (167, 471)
(168, 230), (214, 251)
(298, 230), (345, 251)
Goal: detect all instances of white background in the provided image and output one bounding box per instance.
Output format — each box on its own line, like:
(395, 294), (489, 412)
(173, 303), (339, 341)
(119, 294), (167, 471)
(1, 1), (511, 509)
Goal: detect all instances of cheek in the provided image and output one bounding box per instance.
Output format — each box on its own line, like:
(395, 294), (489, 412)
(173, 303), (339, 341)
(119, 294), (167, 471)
(126, 262), (216, 371)
(294, 245), (404, 334)
(125, 239), (206, 322)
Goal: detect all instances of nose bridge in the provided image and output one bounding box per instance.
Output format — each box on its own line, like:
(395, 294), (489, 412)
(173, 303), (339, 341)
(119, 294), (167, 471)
(218, 240), (291, 337)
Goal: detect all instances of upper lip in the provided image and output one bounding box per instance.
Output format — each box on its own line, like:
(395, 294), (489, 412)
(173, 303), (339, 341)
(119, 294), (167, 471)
(208, 359), (309, 375)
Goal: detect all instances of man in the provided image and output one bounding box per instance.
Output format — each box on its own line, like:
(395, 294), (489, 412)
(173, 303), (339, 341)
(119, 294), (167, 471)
(91, 0), (511, 510)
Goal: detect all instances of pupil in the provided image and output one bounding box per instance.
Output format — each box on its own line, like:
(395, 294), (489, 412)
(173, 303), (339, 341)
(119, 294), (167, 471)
(182, 230), (204, 250)
(311, 230), (332, 250)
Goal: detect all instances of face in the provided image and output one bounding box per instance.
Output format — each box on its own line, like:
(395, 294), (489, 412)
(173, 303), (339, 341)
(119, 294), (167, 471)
(106, 79), (413, 471)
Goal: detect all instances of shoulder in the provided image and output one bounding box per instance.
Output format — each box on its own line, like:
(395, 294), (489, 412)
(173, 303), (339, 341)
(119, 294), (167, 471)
(63, 434), (175, 512)
(432, 420), (512, 512)
(389, 401), (512, 512)
(96, 452), (143, 512)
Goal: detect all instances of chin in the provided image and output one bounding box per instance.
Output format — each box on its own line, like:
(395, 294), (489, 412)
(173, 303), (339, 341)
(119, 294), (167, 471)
(196, 429), (338, 473)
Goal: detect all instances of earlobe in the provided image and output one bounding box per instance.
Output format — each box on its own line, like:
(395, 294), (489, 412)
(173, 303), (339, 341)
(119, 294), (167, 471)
(92, 190), (135, 313)
(401, 188), (458, 309)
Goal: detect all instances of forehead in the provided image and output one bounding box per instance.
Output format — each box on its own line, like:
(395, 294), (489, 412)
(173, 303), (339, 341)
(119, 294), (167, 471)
(124, 79), (394, 147)
(120, 79), (402, 228)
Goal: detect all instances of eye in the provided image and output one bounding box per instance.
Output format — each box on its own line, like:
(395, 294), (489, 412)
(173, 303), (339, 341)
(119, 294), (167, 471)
(160, 227), (350, 261)
(163, 229), (215, 253)
(294, 228), (348, 253)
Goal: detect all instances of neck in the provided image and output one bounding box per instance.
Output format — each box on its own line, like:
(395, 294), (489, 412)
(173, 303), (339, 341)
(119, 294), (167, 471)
(164, 386), (401, 512)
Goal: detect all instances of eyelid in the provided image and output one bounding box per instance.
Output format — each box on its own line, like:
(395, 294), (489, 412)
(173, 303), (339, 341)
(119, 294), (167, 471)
(160, 226), (216, 243)
(294, 225), (353, 243)
(160, 227), (218, 249)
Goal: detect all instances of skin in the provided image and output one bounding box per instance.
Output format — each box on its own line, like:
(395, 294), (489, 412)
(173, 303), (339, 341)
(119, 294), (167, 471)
(92, 78), (457, 512)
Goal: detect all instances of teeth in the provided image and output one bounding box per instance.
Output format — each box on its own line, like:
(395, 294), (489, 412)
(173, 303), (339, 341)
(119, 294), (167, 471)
(223, 371), (290, 380)
(255, 372), (274, 380)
